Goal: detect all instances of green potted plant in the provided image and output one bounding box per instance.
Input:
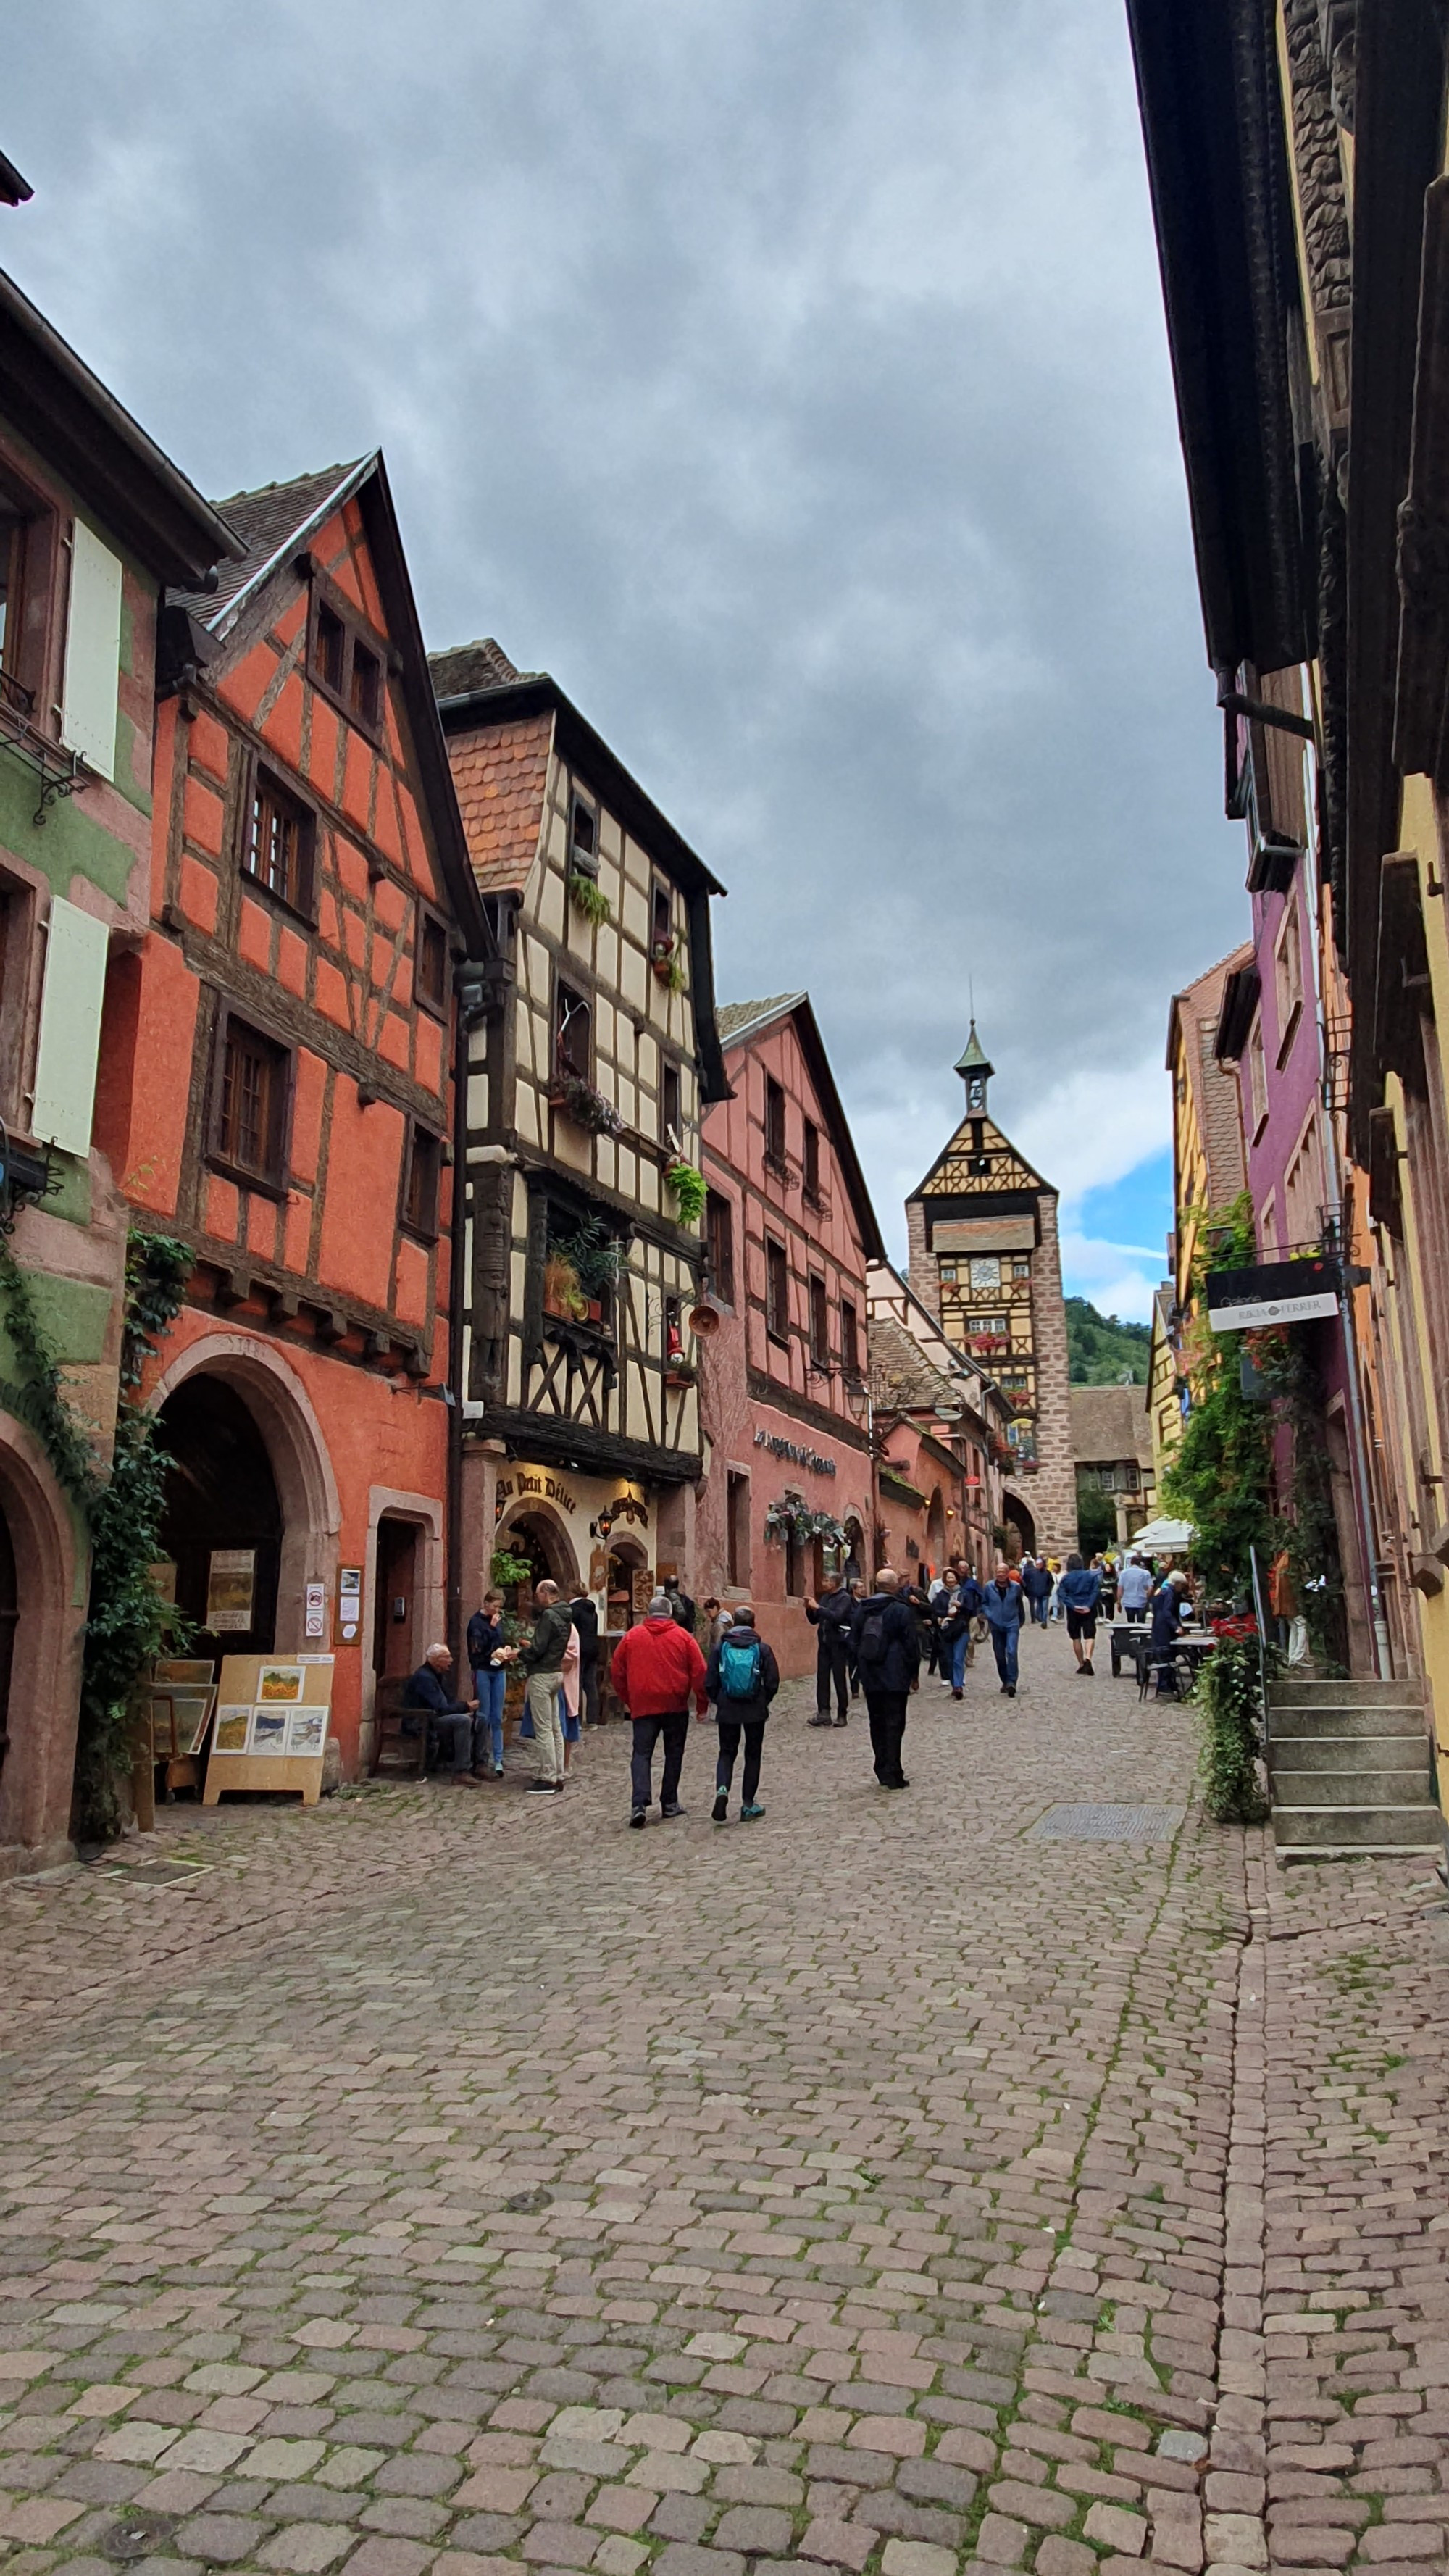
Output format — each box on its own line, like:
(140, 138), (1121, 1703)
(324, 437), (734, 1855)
(552, 1214), (625, 1325)
(543, 1251), (586, 1321)
(664, 1159), (706, 1225)
(568, 873), (611, 926)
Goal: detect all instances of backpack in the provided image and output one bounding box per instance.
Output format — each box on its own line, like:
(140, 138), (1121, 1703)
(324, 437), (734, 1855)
(856, 1606), (888, 1668)
(718, 1633), (762, 1700)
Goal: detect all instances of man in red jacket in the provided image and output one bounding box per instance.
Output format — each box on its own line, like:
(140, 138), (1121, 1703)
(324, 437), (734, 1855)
(610, 1591), (709, 1827)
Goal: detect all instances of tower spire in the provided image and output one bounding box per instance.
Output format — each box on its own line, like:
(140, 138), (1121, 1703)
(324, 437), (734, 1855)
(953, 1020), (994, 1114)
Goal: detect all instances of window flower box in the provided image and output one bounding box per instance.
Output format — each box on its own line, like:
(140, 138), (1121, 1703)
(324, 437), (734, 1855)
(546, 1072), (625, 1137)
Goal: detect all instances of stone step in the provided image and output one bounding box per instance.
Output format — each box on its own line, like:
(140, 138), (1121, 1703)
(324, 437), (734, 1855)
(1271, 1802), (1444, 1851)
(1270, 1767), (1435, 1806)
(1269, 1730), (1427, 1764)
(1270, 1677), (1424, 1707)
(1268, 1704), (1429, 1741)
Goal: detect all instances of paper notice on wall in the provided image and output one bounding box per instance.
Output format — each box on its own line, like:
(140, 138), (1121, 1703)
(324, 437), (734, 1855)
(206, 1548), (256, 1633)
(304, 1583), (326, 1640)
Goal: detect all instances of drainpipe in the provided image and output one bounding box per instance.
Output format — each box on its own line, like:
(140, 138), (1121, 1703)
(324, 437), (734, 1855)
(1317, 995), (1389, 1676)
(445, 978), (469, 1666)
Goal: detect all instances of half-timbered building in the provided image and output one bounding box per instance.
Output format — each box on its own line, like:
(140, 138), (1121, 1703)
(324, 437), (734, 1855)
(431, 641), (728, 1635)
(95, 456), (493, 1775)
(905, 1025), (1076, 1559)
(697, 991), (881, 1676)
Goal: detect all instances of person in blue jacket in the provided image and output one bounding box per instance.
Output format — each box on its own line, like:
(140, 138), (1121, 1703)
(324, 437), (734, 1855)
(1056, 1551), (1103, 1675)
(980, 1561), (1026, 1697)
(943, 1566), (983, 1697)
(1020, 1554), (1053, 1627)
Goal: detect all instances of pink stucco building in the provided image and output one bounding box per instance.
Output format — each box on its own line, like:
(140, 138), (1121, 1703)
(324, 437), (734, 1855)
(696, 993), (882, 1678)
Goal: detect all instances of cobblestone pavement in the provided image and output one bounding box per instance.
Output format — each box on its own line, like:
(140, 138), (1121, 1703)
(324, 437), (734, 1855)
(1, 1626), (1448, 2576)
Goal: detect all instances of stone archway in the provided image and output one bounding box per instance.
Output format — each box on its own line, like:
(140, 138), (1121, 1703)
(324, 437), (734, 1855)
(149, 1334), (341, 1652)
(0, 1416), (85, 1872)
(1001, 1491), (1036, 1562)
(496, 1499), (580, 1598)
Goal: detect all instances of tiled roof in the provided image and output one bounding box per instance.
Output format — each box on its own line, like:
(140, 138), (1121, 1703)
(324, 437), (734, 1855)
(428, 637), (541, 699)
(869, 1313), (963, 1418)
(171, 460), (371, 630)
(716, 994), (806, 1046)
(444, 710), (555, 896)
(1070, 1381), (1154, 1471)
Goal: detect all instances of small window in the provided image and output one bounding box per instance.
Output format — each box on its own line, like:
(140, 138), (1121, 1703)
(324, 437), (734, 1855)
(556, 979), (591, 1080)
(570, 793), (598, 875)
(651, 880), (672, 952)
(727, 1471), (751, 1587)
(661, 1059), (681, 1146)
(706, 1189), (735, 1305)
(803, 1118), (820, 1201)
(351, 640), (382, 730)
(404, 1125), (442, 1238)
(1012, 1256), (1031, 1278)
(215, 1015), (290, 1186)
(0, 503), (34, 713)
(315, 601), (346, 694)
(417, 912), (448, 1016)
(809, 1274), (829, 1366)
(245, 769), (315, 917)
(766, 1235), (789, 1342)
(939, 1259), (957, 1284)
(764, 1074), (786, 1167)
(841, 1299), (859, 1378)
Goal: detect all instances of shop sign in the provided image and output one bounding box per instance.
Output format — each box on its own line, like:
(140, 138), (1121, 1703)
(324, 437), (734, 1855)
(496, 1468), (578, 1519)
(752, 1431), (837, 1475)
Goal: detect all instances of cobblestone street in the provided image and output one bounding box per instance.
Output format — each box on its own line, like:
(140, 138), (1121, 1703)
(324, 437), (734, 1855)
(1, 1630), (1448, 2576)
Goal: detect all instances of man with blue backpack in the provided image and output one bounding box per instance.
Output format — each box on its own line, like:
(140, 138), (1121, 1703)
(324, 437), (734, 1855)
(704, 1605), (780, 1822)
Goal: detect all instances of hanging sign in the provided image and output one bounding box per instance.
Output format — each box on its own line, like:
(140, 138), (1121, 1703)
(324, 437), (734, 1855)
(1206, 1257), (1340, 1332)
(206, 1548), (256, 1633)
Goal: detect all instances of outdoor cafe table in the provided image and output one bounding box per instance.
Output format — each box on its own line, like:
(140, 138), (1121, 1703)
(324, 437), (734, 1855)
(1110, 1622), (1217, 1682)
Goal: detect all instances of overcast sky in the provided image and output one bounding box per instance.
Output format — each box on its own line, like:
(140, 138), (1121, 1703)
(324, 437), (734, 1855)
(8, 0), (1248, 1317)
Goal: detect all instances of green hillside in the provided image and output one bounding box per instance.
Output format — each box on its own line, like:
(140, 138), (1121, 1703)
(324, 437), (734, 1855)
(1066, 1295), (1151, 1385)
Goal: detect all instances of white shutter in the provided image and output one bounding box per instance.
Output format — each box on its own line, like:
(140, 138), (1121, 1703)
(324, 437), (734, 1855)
(31, 898), (109, 1157)
(60, 521), (123, 780)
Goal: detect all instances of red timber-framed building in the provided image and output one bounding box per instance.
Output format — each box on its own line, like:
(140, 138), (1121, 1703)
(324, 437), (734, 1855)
(697, 992), (883, 1677)
(95, 456), (495, 1776)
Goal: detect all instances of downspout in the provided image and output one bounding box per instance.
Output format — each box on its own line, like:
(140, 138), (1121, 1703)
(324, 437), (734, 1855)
(446, 975), (469, 1666)
(1314, 983), (1387, 1675)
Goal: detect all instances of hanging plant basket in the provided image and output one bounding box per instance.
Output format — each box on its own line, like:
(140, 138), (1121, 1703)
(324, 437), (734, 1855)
(547, 1072), (625, 1137)
(664, 1159), (706, 1225)
(664, 1357), (698, 1388)
(762, 1489), (847, 1552)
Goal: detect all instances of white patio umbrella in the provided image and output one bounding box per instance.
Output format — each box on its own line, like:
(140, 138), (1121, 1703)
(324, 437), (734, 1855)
(1122, 1516), (1193, 1554)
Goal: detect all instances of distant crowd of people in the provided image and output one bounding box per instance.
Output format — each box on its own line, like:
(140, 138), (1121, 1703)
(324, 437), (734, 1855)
(396, 1541), (1198, 1822)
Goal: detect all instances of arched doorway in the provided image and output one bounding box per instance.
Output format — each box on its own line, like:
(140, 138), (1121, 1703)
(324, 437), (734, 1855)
(0, 1421), (85, 1865)
(843, 1516), (864, 1583)
(1001, 1491), (1035, 1562)
(158, 1377), (283, 1655)
(496, 1504), (579, 1608)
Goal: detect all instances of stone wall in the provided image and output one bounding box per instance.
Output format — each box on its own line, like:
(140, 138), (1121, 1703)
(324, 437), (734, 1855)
(1030, 1191), (1077, 1557)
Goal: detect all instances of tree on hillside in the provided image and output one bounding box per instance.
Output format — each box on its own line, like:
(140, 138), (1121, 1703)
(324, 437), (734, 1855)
(1066, 1296), (1151, 1385)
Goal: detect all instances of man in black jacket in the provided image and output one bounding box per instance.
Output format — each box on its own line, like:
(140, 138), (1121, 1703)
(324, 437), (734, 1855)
(804, 1572), (853, 1727)
(569, 1588), (601, 1726)
(850, 1569), (919, 1789)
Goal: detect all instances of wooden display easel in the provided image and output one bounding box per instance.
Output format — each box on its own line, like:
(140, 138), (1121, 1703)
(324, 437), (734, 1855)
(203, 1654), (334, 1806)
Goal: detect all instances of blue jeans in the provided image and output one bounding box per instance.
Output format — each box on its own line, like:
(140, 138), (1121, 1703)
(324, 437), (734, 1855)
(990, 1625), (1019, 1688)
(950, 1629), (973, 1688)
(472, 1666), (506, 1767)
(1031, 1597), (1049, 1626)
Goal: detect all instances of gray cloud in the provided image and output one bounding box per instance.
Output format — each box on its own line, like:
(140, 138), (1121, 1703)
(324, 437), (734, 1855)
(7, 0), (1244, 1264)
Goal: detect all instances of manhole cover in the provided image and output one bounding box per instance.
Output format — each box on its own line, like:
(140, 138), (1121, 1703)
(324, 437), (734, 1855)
(1030, 1804), (1183, 1843)
(98, 1860), (209, 1886)
(505, 2187), (552, 2213)
(102, 2515), (178, 2562)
